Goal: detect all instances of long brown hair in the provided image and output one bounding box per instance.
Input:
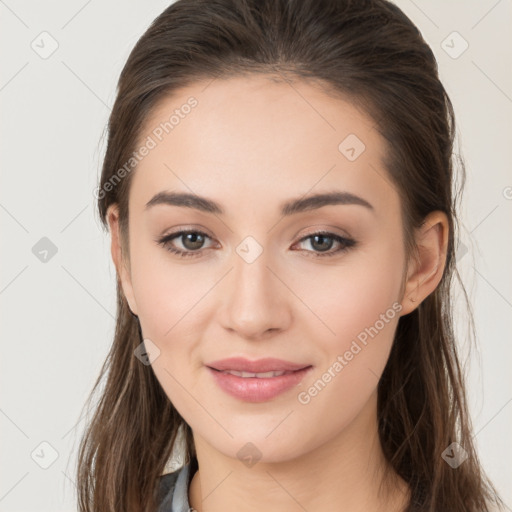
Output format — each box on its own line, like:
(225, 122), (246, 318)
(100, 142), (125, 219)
(76, 0), (505, 510)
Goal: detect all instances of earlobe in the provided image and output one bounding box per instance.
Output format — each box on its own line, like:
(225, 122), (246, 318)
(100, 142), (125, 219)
(106, 204), (138, 316)
(399, 211), (449, 315)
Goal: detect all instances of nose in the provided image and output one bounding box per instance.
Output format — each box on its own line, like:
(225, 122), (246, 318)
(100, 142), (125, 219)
(219, 245), (292, 340)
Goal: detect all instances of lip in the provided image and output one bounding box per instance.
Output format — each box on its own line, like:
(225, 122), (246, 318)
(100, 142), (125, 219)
(206, 357), (310, 373)
(206, 358), (313, 402)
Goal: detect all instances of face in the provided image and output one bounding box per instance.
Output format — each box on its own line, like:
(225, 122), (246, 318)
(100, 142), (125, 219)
(109, 75), (413, 463)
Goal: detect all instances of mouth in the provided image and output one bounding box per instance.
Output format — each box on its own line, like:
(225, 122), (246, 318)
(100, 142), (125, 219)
(205, 359), (313, 402)
(208, 368), (307, 378)
(206, 356), (311, 374)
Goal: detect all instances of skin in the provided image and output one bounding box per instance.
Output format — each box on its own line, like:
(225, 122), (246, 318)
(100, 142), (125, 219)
(107, 75), (448, 511)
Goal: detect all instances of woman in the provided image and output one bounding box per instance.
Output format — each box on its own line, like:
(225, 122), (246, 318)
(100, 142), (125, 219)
(77, 0), (506, 510)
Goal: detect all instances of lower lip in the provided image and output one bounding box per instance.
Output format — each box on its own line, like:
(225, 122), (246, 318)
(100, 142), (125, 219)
(206, 366), (313, 402)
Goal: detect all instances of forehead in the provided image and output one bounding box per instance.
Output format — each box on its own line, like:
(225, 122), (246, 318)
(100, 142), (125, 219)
(129, 74), (396, 218)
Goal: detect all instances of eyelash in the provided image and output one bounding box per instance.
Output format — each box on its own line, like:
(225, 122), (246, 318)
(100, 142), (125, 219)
(156, 229), (357, 259)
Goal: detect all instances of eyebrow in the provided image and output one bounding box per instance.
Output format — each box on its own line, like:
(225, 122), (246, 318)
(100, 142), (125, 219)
(144, 190), (374, 216)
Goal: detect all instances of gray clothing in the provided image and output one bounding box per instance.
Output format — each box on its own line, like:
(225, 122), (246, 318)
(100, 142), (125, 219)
(157, 457), (198, 512)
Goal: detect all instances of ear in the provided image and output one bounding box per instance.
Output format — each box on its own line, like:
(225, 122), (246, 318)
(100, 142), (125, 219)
(106, 204), (138, 316)
(399, 211), (449, 316)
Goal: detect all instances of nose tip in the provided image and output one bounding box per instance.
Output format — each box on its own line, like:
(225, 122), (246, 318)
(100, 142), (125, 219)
(220, 254), (292, 339)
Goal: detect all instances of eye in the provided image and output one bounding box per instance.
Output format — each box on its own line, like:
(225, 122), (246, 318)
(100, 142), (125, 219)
(156, 230), (214, 258)
(292, 231), (357, 258)
(156, 229), (357, 259)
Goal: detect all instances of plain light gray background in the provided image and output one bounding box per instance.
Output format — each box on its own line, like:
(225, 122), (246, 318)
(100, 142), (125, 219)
(1, 0), (511, 510)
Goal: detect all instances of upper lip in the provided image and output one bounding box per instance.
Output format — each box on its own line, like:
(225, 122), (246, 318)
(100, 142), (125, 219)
(207, 357), (311, 373)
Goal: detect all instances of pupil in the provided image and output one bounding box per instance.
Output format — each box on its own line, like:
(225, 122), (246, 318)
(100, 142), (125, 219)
(312, 234), (332, 252)
(184, 233), (204, 250)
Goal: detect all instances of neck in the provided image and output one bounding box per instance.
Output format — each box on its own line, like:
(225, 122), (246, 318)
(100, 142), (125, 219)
(188, 390), (410, 512)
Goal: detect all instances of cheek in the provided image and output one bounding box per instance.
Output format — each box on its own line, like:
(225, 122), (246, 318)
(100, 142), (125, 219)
(130, 256), (209, 414)
(130, 247), (211, 341)
(291, 247), (403, 346)
(292, 248), (403, 408)
(129, 248), (213, 408)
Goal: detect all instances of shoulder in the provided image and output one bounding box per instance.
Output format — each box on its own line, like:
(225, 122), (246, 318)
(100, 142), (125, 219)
(156, 466), (184, 511)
